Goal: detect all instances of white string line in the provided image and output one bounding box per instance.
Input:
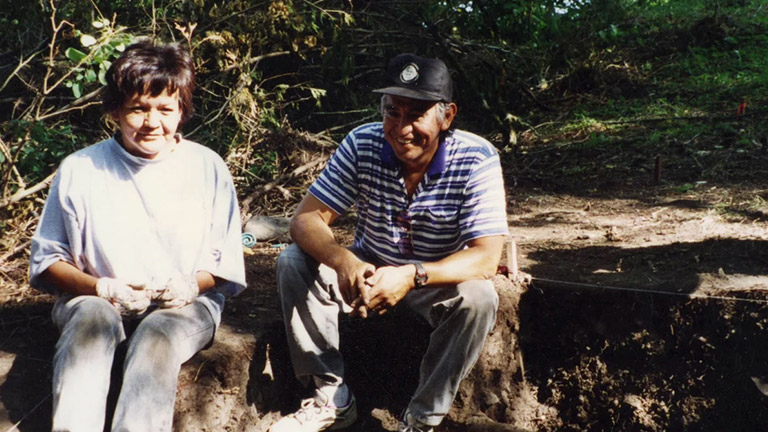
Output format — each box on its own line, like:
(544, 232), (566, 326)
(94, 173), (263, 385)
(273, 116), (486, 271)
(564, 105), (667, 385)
(531, 277), (768, 305)
(3, 393), (50, 432)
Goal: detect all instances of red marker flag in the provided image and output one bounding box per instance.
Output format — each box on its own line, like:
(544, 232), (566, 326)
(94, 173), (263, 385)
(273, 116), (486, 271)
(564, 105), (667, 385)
(737, 102), (747, 117)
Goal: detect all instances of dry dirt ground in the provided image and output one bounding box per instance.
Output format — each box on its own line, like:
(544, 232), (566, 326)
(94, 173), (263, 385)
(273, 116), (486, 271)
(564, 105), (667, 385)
(2, 181), (768, 431)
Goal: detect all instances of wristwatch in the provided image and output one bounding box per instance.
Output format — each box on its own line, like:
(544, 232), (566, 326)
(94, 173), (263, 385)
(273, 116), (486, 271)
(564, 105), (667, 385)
(414, 263), (428, 289)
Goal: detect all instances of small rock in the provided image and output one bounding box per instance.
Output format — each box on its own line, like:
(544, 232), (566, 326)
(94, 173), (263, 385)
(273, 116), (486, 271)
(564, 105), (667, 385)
(243, 215), (291, 243)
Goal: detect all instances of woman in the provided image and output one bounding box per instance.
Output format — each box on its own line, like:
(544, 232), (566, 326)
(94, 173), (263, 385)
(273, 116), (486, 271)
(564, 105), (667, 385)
(29, 41), (246, 431)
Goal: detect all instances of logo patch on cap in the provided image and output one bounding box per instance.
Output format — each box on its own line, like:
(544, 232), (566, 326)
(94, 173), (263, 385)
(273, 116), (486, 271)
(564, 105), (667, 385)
(399, 63), (419, 84)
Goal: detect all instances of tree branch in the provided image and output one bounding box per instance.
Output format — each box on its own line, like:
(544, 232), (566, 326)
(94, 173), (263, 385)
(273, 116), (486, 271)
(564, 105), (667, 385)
(0, 240), (31, 265)
(0, 136), (26, 190)
(223, 50), (291, 72)
(0, 49), (42, 93)
(36, 89), (103, 121)
(2, 129), (30, 203)
(240, 155), (329, 224)
(0, 171), (56, 209)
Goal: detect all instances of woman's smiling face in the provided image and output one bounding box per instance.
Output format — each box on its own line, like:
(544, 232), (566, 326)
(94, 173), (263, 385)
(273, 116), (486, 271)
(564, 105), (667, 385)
(113, 89), (182, 159)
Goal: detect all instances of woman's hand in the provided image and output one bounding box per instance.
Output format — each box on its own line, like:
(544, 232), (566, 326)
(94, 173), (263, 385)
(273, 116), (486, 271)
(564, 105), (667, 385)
(147, 274), (200, 309)
(95, 277), (151, 315)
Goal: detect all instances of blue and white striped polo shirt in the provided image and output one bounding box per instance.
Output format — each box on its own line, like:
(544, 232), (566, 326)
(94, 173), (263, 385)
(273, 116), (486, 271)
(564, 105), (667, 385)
(309, 122), (508, 266)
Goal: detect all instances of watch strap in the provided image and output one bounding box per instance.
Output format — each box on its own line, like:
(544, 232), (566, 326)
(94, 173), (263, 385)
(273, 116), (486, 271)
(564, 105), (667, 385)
(414, 262), (428, 289)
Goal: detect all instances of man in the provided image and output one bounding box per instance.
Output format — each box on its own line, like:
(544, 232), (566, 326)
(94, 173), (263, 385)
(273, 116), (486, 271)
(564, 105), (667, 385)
(272, 53), (508, 432)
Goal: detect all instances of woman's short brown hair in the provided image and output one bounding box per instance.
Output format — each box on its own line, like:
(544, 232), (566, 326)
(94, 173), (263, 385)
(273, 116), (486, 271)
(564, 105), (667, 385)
(102, 41), (195, 125)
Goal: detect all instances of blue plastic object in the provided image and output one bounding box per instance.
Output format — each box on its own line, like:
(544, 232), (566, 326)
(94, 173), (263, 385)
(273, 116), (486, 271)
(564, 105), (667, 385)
(242, 232), (257, 248)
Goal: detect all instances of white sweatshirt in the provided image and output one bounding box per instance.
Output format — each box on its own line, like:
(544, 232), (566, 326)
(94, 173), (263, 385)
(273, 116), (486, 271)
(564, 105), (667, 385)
(29, 136), (246, 297)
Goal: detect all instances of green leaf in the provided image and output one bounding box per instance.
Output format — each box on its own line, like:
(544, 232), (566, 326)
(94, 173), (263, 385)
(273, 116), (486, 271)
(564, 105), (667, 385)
(65, 47), (88, 63)
(308, 87), (327, 100)
(80, 34), (97, 47)
(84, 69), (97, 82)
(101, 44), (115, 58)
(98, 68), (108, 85)
(72, 82), (83, 98)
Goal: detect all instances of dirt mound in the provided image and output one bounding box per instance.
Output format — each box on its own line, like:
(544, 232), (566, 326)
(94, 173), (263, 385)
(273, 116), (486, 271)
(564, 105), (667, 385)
(519, 284), (768, 431)
(449, 276), (558, 432)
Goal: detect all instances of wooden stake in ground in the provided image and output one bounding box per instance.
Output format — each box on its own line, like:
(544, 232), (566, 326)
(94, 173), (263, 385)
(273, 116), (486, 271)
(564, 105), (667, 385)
(507, 239), (518, 277)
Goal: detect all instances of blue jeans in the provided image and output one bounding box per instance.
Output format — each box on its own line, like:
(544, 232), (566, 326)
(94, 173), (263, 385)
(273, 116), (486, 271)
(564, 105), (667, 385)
(50, 292), (224, 432)
(277, 244), (498, 427)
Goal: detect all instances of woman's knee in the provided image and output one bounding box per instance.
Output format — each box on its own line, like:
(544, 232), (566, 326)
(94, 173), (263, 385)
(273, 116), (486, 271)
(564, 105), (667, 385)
(53, 297), (124, 367)
(58, 296), (124, 341)
(129, 306), (215, 363)
(129, 317), (177, 360)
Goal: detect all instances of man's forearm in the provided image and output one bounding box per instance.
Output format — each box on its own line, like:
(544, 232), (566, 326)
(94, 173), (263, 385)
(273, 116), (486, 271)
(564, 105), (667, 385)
(291, 213), (356, 270)
(419, 235), (506, 288)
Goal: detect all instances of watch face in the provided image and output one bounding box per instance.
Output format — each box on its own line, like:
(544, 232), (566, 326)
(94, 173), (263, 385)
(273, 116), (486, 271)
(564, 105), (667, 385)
(415, 263), (428, 287)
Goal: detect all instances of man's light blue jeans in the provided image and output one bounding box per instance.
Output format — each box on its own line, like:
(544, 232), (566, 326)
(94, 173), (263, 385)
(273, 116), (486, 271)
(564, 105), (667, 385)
(50, 292), (224, 432)
(277, 243), (498, 427)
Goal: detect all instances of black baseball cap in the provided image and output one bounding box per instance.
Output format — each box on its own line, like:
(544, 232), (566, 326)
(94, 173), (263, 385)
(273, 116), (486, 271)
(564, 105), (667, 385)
(372, 53), (453, 102)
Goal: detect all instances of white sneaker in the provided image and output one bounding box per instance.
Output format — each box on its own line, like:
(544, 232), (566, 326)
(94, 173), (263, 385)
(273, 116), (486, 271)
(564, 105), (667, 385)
(270, 394), (357, 432)
(397, 411), (434, 432)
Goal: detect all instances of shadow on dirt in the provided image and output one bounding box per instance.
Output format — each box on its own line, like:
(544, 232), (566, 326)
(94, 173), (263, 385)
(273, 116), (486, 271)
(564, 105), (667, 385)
(337, 311), (432, 430)
(520, 237), (768, 431)
(245, 321), (298, 414)
(0, 304), (185, 431)
(244, 306), (432, 432)
(0, 304), (55, 431)
(235, 242), (436, 431)
(504, 115), (768, 205)
(0, 287), (429, 432)
(526, 238), (768, 294)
